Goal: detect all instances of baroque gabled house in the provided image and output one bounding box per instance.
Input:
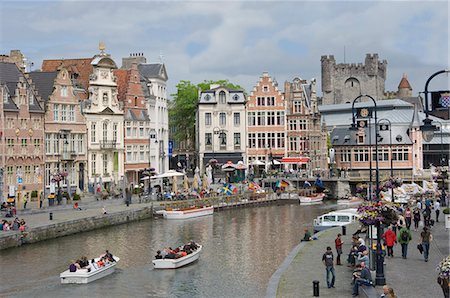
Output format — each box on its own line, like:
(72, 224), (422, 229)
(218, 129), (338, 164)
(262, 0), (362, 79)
(83, 51), (124, 190)
(0, 62), (45, 207)
(30, 67), (87, 196)
(247, 72), (286, 169)
(284, 77), (328, 173)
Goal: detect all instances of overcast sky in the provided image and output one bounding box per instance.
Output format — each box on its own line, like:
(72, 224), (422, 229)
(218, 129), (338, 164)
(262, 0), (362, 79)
(1, 0), (448, 98)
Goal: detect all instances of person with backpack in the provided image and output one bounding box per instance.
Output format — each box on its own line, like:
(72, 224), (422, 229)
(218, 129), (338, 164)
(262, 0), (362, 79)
(397, 225), (412, 259)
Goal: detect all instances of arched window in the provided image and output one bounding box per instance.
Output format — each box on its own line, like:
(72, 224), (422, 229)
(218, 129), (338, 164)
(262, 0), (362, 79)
(219, 91), (226, 104)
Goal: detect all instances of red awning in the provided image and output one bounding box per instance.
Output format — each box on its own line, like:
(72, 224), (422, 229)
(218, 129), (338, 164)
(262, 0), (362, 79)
(280, 157), (310, 163)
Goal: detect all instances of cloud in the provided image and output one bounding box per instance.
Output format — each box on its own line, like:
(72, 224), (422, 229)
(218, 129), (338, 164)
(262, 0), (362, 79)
(0, 0), (448, 97)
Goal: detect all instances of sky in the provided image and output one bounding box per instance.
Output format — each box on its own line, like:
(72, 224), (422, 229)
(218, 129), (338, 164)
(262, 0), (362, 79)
(1, 0), (449, 99)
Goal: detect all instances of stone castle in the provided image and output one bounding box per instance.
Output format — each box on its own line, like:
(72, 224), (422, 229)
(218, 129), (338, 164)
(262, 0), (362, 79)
(321, 53), (388, 105)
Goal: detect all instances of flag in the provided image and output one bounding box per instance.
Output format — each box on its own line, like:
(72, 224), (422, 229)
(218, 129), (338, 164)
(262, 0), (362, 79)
(276, 180), (289, 189)
(439, 94), (450, 108)
(220, 183), (238, 195)
(248, 181), (262, 192)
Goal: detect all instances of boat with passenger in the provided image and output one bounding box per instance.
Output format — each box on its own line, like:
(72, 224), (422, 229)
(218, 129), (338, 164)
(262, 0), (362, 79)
(337, 195), (364, 206)
(299, 193), (325, 204)
(60, 251), (119, 284)
(313, 209), (359, 232)
(153, 241), (202, 269)
(158, 205), (214, 219)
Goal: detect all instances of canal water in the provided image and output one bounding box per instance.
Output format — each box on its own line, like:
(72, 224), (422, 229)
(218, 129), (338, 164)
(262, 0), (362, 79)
(0, 202), (340, 298)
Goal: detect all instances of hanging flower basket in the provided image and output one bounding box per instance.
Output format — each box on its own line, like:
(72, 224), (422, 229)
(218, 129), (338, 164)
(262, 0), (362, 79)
(437, 255), (450, 279)
(357, 201), (399, 226)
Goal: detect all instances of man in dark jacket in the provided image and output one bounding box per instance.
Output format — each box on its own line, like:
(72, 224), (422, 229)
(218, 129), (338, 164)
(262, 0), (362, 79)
(352, 262), (372, 297)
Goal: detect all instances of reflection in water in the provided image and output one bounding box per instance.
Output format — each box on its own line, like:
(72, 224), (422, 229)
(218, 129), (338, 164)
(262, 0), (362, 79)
(0, 202), (338, 297)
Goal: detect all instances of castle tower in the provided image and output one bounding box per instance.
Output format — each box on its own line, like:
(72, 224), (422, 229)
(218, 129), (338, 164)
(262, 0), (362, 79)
(397, 73), (412, 98)
(320, 53), (387, 105)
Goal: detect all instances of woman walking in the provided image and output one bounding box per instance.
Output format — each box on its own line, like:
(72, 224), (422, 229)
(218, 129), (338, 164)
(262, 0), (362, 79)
(382, 226), (397, 258)
(413, 208), (421, 231)
(404, 207), (412, 229)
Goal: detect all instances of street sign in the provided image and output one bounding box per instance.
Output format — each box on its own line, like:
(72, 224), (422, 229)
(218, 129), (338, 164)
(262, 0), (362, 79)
(168, 140), (173, 158)
(18, 177), (23, 184)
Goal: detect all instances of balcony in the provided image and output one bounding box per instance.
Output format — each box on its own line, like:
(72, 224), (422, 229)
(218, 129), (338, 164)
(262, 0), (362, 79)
(61, 151), (76, 161)
(100, 140), (117, 149)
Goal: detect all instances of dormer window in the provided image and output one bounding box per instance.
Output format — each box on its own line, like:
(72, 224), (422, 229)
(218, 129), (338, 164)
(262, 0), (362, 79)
(28, 90), (34, 105)
(219, 91), (226, 104)
(263, 86), (268, 92)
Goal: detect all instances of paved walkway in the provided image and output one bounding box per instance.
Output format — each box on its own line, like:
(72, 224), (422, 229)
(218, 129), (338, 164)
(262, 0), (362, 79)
(271, 225), (356, 298)
(377, 219), (449, 297)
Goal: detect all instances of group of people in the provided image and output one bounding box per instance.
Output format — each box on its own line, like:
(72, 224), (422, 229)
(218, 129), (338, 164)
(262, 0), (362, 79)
(1, 217), (26, 232)
(69, 250), (116, 273)
(154, 240), (199, 260)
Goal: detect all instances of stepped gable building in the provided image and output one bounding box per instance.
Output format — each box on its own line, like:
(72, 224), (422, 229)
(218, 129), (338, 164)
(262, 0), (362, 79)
(114, 61), (151, 186)
(321, 53), (387, 105)
(196, 84), (247, 173)
(284, 77), (328, 172)
(0, 62), (45, 206)
(42, 58), (93, 93)
(30, 67), (88, 195)
(247, 72), (286, 169)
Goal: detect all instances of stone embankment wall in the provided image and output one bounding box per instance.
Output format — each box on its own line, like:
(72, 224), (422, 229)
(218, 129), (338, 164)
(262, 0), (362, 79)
(0, 206), (153, 250)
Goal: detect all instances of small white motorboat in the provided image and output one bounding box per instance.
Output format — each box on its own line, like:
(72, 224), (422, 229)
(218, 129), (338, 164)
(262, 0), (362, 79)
(299, 193), (325, 204)
(313, 209), (359, 232)
(337, 196), (363, 206)
(60, 256), (120, 284)
(160, 206), (214, 220)
(152, 245), (202, 269)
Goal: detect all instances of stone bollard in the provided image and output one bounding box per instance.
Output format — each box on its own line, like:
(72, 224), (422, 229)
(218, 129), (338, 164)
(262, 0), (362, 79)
(342, 225), (346, 236)
(313, 280), (320, 296)
(49, 212), (53, 220)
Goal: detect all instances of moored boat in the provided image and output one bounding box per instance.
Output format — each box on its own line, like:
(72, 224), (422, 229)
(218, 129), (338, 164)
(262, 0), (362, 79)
(313, 209), (359, 232)
(60, 256), (120, 284)
(337, 196), (363, 206)
(299, 193), (325, 204)
(153, 245), (202, 269)
(160, 206), (214, 220)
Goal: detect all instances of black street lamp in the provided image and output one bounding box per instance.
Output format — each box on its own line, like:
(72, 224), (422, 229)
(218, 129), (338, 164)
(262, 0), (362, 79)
(377, 118), (394, 203)
(349, 94), (385, 286)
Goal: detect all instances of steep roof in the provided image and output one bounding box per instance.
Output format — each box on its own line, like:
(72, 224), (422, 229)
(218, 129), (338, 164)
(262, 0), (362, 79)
(42, 58), (93, 90)
(138, 63), (168, 81)
(398, 74), (412, 90)
(113, 69), (129, 102)
(29, 71), (57, 102)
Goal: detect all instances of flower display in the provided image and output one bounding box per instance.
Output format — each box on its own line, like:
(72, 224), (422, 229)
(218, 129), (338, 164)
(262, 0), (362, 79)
(437, 255), (450, 279)
(380, 177), (403, 192)
(357, 201), (399, 226)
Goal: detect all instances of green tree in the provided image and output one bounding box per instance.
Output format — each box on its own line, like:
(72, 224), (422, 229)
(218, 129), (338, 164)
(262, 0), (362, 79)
(169, 80), (244, 151)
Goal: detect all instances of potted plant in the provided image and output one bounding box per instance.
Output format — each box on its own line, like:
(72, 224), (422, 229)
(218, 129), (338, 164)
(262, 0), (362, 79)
(30, 190), (38, 201)
(436, 256), (450, 295)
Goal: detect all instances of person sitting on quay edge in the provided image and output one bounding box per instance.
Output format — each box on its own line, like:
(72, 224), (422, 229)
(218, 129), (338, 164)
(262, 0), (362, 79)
(356, 250), (369, 266)
(301, 229), (312, 242)
(352, 262), (373, 297)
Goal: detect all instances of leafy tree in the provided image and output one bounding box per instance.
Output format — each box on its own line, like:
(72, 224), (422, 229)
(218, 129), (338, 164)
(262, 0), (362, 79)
(169, 80), (244, 151)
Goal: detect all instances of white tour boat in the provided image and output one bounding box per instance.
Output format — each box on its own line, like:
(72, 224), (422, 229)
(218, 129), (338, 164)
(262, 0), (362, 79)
(313, 209), (359, 232)
(153, 245), (202, 269)
(337, 196), (364, 206)
(60, 256), (120, 284)
(299, 193), (325, 204)
(159, 206), (214, 220)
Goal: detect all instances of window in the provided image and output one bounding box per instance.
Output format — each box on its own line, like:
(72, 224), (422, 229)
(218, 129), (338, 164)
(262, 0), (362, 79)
(340, 149), (351, 162)
(91, 153), (96, 175)
(126, 146), (132, 161)
(267, 132), (276, 148)
(91, 123), (96, 142)
(103, 122), (108, 141)
(25, 165), (31, 183)
(248, 133), (256, 148)
(294, 101), (302, 113)
(233, 112), (240, 126)
(68, 105), (75, 122)
(267, 111), (276, 125)
(54, 104), (59, 121)
(113, 123), (118, 141)
(323, 215), (336, 222)
(102, 92), (108, 105)
(257, 133), (266, 148)
(34, 138), (40, 149)
(263, 86), (268, 92)
(257, 112), (265, 126)
(289, 137), (297, 151)
(61, 105), (67, 121)
(219, 112), (226, 126)
(266, 97), (275, 106)
(277, 133), (285, 148)
(77, 134), (84, 154)
(61, 86), (68, 97)
(354, 148), (369, 162)
(205, 113), (212, 126)
(337, 216), (350, 222)
(103, 153), (108, 174)
(205, 133), (212, 146)
(248, 112), (256, 126)
(140, 145), (145, 161)
(21, 138), (27, 147)
(28, 90), (34, 105)
(234, 133), (241, 146)
(219, 132), (227, 146)
(358, 134), (364, 144)
(219, 91), (226, 104)
(257, 96), (265, 106)
(276, 111), (285, 125)
(393, 147), (409, 161)
(289, 120), (297, 131)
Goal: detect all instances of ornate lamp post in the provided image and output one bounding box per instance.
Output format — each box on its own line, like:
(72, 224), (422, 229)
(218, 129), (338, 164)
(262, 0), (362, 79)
(349, 94), (385, 286)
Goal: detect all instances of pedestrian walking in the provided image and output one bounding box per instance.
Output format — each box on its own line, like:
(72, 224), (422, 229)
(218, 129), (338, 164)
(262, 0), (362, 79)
(404, 207), (412, 229)
(413, 208), (421, 231)
(322, 246), (335, 288)
(335, 233), (343, 265)
(423, 205), (432, 227)
(420, 226), (433, 262)
(23, 193), (28, 209)
(382, 226), (397, 258)
(434, 199), (441, 222)
(397, 226), (412, 259)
